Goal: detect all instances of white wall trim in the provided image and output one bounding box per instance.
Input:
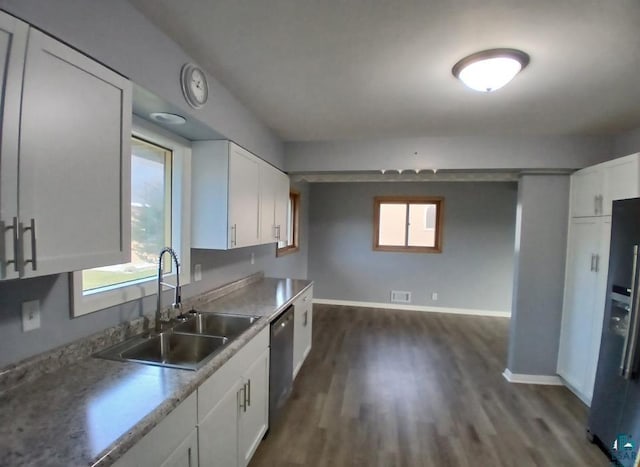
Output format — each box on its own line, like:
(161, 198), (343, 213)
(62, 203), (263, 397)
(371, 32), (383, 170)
(502, 368), (565, 386)
(312, 298), (511, 318)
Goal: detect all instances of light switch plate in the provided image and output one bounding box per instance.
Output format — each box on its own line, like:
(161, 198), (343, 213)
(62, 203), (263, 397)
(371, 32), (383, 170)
(431, 292), (438, 301)
(22, 300), (41, 332)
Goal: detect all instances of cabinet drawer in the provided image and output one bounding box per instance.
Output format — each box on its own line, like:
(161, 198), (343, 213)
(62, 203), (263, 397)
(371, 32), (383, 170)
(198, 326), (269, 420)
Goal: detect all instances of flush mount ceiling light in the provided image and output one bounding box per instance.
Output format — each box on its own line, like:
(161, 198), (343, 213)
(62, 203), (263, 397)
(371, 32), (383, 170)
(452, 48), (530, 92)
(150, 112), (187, 125)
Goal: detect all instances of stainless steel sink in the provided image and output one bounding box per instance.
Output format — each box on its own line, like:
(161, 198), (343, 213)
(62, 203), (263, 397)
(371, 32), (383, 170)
(96, 332), (228, 371)
(173, 312), (260, 339)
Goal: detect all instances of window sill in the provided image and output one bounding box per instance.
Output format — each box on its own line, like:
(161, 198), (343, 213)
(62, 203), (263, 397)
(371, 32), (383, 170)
(276, 245), (299, 257)
(373, 245), (442, 254)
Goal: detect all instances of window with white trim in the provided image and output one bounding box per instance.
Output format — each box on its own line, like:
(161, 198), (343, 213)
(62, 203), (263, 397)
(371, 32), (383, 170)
(72, 119), (191, 316)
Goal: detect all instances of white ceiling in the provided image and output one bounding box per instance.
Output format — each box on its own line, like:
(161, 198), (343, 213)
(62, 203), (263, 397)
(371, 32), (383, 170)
(128, 0), (640, 142)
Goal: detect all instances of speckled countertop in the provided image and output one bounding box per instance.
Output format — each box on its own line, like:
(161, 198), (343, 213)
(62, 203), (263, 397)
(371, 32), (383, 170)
(0, 277), (312, 467)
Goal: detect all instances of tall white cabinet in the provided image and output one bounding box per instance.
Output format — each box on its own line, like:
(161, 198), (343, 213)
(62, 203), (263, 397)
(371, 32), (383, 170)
(558, 153), (639, 404)
(0, 10), (131, 280)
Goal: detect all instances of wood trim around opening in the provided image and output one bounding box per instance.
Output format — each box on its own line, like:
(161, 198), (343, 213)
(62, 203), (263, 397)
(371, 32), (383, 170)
(277, 190), (300, 257)
(372, 196), (444, 253)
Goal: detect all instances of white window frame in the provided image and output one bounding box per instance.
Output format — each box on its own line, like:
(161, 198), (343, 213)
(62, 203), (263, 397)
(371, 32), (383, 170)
(71, 116), (191, 317)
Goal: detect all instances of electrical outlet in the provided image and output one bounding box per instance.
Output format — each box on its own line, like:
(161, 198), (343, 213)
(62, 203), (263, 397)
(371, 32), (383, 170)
(194, 264), (202, 282)
(431, 292), (438, 301)
(22, 300), (41, 332)
(251, 252), (255, 265)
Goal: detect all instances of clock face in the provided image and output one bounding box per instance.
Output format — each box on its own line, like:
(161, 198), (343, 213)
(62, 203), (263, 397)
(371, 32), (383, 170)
(181, 64), (208, 108)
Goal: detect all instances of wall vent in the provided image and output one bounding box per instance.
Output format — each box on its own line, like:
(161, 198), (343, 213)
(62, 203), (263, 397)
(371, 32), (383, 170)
(390, 290), (412, 304)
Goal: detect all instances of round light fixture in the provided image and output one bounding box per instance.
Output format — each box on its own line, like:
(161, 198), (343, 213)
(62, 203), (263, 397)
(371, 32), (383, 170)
(452, 48), (529, 92)
(150, 112), (187, 125)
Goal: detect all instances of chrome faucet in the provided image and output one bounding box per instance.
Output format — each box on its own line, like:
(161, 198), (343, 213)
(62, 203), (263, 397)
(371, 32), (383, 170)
(156, 247), (182, 333)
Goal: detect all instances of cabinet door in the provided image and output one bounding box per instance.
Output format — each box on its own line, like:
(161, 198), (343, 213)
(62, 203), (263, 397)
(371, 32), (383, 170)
(199, 380), (242, 467)
(571, 168), (602, 217)
(259, 162), (277, 244)
(0, 12), (28, 280)
(293, 291), (313, 379)
(558, 217), (601, 394)
(228, 144), (259, 248)
(161, 429), (199, 467)
(274, 171), (290, 243)
(584, 217), (612, 402)
(238, 349), (269, 467)
(18, 29), (131, 278)
(602, 156), (640, 216)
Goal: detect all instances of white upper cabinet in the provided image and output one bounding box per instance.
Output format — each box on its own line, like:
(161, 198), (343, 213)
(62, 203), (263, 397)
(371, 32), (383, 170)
(571, 168), (603, 217)
(0, 12), (28, 281)
(0, 11), (131, 280)
(274, 169), (289, 242)
(192, 141), (260, 249)
(193, 140), (288, 250)
(570, 153), (640, 218)
(259, 161), (289, 244)
(229, 144), (260, 248)
(602, 155), (640, 216)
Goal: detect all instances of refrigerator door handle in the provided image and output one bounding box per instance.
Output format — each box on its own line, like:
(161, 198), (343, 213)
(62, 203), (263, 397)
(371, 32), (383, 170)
(621, 245), (640, 378)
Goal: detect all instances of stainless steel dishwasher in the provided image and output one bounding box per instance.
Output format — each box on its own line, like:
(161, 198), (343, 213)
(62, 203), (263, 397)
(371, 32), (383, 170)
(269, 305), (294, 427)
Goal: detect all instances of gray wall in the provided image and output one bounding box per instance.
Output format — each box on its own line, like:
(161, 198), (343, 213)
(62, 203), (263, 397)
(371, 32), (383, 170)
(285, 136), (613, 173)
(308, 182), (517, 311)
(507, 175), (570, 375)
(0, 0), (284, 168)
(0, 182), (309, 369)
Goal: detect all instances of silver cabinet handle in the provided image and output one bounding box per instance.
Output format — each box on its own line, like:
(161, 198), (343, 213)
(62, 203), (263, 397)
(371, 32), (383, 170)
(599, 195), (604, 215)
(19, 218), (37, 272)
(275, 225), (281, 240)
(187, 447), (192, 467)
(590, 254), (595, 272)
(239, 384), (246, 412)
(247, 379), (251, 407)
(303, 310), (308, 326)
(1, 217), (20, 272)
(595, 254), (600, 273)
(594, 195), (599, 215)
(230, 224), (237, 247)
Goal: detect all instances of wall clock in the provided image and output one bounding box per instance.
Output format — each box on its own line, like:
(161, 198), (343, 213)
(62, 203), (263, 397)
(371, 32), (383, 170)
(180, 63), (208, 109)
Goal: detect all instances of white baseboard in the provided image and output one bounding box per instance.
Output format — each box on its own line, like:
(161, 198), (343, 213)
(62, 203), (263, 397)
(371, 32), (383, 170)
(312, 298), (510, 318)
(502, 368), (564, 386)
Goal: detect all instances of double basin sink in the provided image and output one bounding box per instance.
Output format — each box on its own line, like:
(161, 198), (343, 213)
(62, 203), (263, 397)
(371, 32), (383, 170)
(96, 312), (260, 370)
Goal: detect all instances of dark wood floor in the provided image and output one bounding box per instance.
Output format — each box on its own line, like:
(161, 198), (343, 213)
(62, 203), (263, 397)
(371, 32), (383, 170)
(250, 305), (608, 467)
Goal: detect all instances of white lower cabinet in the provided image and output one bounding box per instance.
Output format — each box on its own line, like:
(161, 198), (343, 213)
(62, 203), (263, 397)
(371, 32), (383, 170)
(293, 286), (313, 379)
(198, 327), (269, 467)
(161, 429), (198, 467)
(114, 392), (198, 467)
(198, 380), (242, 467)
(238, 349), (269, 466)
(115, 328), (270, 467)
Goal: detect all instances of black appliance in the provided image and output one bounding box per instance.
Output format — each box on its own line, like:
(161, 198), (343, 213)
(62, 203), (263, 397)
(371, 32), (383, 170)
(589, 198), (640, 466)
